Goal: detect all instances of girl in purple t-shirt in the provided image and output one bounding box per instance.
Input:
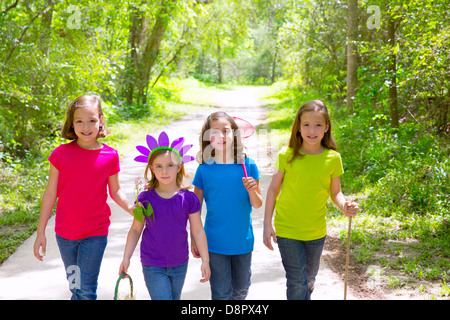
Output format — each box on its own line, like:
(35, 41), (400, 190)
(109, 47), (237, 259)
(119, 145), (210, 300)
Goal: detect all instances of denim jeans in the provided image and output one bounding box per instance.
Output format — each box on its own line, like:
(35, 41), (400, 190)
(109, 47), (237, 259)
(142, 261), (188, 300)
(209, 251), (252, 300)
(277, 235), (326, 300)
(56, 234), (108, 300)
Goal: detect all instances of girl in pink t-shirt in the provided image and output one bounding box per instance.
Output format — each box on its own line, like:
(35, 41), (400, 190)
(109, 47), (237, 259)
(33, 95), (134, 300)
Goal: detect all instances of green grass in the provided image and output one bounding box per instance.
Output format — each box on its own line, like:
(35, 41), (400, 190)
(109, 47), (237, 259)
(0, 157), (49, 262)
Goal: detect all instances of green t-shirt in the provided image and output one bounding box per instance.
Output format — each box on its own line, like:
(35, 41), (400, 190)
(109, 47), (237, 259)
(274, 147), (344, 241)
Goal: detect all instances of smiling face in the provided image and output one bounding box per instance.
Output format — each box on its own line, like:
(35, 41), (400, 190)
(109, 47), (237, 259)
(150, 151), (182, 187)
(73, 104), (104, 147)
(299, 111), (329, 148)
(209, 118), (234, 153)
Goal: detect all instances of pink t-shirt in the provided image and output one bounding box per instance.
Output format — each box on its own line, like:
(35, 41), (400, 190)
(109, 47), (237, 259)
(48, 140), (120, 240)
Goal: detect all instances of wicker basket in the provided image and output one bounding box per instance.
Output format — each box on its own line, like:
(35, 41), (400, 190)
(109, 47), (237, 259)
(114, 273), (135, 300)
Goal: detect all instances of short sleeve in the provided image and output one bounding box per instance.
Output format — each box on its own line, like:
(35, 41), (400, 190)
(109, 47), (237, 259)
(110, 149), (120, 176)
(331, 152), (344, 178)
(48, 147), (61, 170)
(138, 191), (157, 215)
(274, 147), (288, 173)
(186, 191), (201, 214)
(247, 158), (261, 180)
(137, 191), (147, 207)
(192, 165), (203, 189)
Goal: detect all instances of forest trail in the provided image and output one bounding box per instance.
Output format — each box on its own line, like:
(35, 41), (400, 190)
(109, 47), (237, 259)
(0, 86), (366, 300)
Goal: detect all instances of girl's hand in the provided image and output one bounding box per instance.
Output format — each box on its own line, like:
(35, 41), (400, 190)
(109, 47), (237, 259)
(263, 224), (277, 251)
(191, 238), (201, 258)
(33, 233), (47, 261)
(242, 177), (257, 192)
(128, 203), (137, 215)
(119, 259), (130, 275)
(344, 201), (359, 217)
(200, 261), (211, 283)
(130, 201), (143, 214)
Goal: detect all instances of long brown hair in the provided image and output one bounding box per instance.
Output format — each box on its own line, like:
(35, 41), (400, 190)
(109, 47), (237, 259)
(196, 111), (245, 164)
(144, 149), (189, 190)
(288, 100), (337, 163)
(61, 95), (108, 140)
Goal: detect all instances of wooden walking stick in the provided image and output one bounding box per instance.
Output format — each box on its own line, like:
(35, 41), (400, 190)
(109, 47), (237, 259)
(344, 216), (352, 300)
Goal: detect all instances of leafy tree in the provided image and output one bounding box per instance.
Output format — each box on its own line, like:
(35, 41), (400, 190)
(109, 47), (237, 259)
(123, 0), (179, 106)
(186, 0), (252, 83)
(347, 0), (358, 111)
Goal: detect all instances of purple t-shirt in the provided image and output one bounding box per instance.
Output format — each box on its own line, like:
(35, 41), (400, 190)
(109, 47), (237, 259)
(138, 188), (201, 268)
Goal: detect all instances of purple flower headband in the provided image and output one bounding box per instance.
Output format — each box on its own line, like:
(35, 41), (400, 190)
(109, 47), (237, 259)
(134, 131), (194, 164)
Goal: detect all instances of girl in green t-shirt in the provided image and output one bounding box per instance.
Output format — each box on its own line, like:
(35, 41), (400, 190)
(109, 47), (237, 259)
(263, 100), (358, 300)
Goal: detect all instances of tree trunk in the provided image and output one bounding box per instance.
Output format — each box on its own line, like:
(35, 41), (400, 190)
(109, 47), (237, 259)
(39, 0), (54, 56)
(346, 0), (358, 112)
(388, 17), (399, 128)
(139, 2), (172, 105)
(271, 47), (277, 84)
(125, 1), (173, 106)
(217, 36), (223, 83)
(440, 87), (449, 133)
(126, 2), (146, 105)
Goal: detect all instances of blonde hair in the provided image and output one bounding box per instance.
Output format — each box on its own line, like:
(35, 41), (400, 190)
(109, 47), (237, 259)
(61, 95), (108, 140)
(144, 149), (189, 190)
(288, 100), (337, 163)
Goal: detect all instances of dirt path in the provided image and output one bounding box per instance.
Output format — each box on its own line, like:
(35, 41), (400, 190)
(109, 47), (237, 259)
(0, 87), (375, 300)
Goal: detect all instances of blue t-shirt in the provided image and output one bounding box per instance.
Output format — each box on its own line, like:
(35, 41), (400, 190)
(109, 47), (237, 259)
(192, 157), (260, 255)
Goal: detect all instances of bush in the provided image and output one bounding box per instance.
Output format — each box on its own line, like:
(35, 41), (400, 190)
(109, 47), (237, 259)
(335, 108), (449, 218)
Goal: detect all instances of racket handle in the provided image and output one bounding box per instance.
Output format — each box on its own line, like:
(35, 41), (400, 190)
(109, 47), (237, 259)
(241, 155), (248, 178)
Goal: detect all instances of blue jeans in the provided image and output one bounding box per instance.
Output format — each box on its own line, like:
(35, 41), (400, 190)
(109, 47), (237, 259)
(56, 234), (108, 300)
(142, 262), (188, 300)
(209, 251), (252, 300)
(277, 235), (326, 300)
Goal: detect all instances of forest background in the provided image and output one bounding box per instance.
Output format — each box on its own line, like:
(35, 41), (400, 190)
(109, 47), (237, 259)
(0, 0), (449, 298)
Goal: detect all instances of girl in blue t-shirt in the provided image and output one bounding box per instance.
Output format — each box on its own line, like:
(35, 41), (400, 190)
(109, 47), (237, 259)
(192, 111), (262, 300)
